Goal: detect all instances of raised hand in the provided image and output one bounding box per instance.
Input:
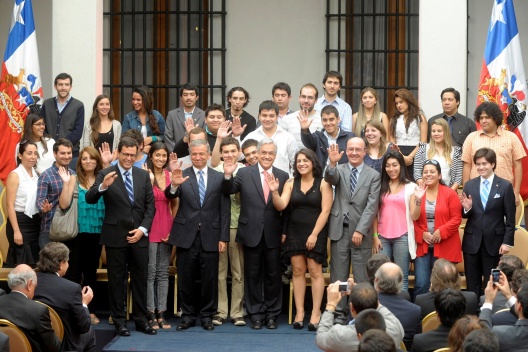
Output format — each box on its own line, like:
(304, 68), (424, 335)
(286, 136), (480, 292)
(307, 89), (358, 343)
(142, 164), (154, 184)
(231, 116), (247, 137)
(327, 144), (344, 166)
(102, 171), (118, 189)
(58, 166), (71, 183)
(41, 199), (52, 213)
(460, 192), (472, 211)
(413, 184), (427, 200)
(223, 161), (237, 177)
(297, 110), (313, 130)
(170, 167), (189, 187)
(217, 120), (233, 139)
(185, 116), (198, 135)
(99, 142), (113, 166)
(168, 153), (179, 172)
(265, 172), (280, 192)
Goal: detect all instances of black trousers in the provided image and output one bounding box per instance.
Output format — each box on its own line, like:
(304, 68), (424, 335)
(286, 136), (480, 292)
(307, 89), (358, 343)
(464, 239), (500, 297)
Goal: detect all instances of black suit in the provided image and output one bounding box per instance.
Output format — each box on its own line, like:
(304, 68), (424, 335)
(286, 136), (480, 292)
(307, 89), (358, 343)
(34, 272), (95, 352)
(415, 291), (479, 319)
(222, 164), (289, 322)
(378, 293), (422, 350)
(0, 291), (60, 352)
(411, 325), (451, 352)
(165, 167), (230, 323)
(462, 175), (515, 296)
(85, 165), (155, 328)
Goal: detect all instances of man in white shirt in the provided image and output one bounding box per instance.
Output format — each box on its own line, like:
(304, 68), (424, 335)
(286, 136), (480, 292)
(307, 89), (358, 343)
(314, 70), (353, 132)
(272, 82), (293, 119)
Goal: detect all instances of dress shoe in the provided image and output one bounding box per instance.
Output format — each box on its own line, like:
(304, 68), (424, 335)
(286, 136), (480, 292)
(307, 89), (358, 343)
(292, 321), (304, 330)
(232, 317), (246, 326)
(251, 320), (262, 330)
(202, 321), (215, 331)
(116, 326), (130, 337)
(136, 323), (157, 335)
(266, 318), (278, 329)
(176, 321), (196, 331)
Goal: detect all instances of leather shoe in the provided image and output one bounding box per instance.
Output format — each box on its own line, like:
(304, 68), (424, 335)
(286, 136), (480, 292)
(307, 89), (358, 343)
(136, 323), (157, 335)
(251, 320), (262, 330)
(116, 326), (130, 337)
(266, 318), (278, 329)
(202, 321), (214, 331)
(176, 321), (196, 331)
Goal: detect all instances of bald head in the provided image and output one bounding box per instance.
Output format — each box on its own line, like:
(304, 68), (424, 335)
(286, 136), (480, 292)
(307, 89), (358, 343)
(7, 264), (37, 298)
(374, 262), (403, 294)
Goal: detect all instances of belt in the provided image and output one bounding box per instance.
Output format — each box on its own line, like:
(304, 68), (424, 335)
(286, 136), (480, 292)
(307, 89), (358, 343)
(343, 223), (349, 228)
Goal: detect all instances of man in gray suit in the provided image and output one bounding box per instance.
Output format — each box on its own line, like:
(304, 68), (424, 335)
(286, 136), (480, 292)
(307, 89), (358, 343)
(324, 137), (381, 323)
(164, 83), (205, 152)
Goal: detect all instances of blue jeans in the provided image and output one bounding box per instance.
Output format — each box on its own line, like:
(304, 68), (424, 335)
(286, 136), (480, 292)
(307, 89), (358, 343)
(379, 234), (410, 290)
(413, 250), (437, 298)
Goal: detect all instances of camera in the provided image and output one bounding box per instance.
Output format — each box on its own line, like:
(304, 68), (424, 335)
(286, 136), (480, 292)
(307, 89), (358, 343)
(338, 282), (350, 292)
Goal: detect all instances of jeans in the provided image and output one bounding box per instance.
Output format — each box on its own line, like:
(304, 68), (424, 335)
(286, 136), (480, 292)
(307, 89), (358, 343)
(147, 242), (172, 312)
(379, 234), (410, 290)
(413, 250), (437, 298)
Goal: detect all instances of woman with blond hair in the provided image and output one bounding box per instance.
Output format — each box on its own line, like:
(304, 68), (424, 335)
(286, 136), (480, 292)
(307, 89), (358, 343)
(352, 87), (390, 138)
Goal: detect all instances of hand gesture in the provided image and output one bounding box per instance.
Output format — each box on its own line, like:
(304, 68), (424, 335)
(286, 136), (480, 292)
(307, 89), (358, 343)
(372, 236), (382, 254)
(102, 171), (118, 189)
(460, 192), (472, 211)
(352, 231), (363, 247)
(170, 167), (189, 187)
(223, 161), (237, 177)
(423, 231), (433, 245)
(327, 144), (344, 166)
(41, 199), (52, 213)
(99, 142), (114, 166)
(217, 121), (232, 139)
(185, 116), (198, 135)
(413, 184), (427, 200)
(127, 229), (144, 243)
(81, 286), (94, 305)
(297, 110), (313, 130)
(142, 164), (154, 184)
(306, 234), (317, 251)
(265, 172), (280, 192)
(432, 229), (441, 243)
(58, 166), (71, 183)
(231, 116), (247, 138)
(169, 153), (179, 172)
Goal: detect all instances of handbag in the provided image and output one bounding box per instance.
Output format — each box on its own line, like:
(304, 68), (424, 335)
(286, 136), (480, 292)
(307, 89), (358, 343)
(50, 183), (79, 241)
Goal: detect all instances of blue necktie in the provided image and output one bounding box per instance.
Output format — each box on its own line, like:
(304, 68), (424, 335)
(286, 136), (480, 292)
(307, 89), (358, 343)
(350, 167), (358, 197)
(481, 179), (490, 209)
(198, 170), (205, 206)
(124, 171), (134, 204)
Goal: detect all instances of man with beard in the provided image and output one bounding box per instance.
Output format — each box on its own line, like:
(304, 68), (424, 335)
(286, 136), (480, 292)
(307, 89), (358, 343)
(226, 87), (256, 140)
(314, 71), (353, 132)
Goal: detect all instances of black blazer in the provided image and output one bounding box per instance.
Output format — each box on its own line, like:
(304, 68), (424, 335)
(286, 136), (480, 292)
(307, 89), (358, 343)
(414, 291), (479, 319)
(165, 167), (230, 251)
(462, 175), (515, 256)
(34, 272), (91, 352)
(86, 165), (156, 248)
(222, 164), (289, 248)
(411, 325), (451, 352)
(0, 292), (60, 352)
(378, 293), (422, 348)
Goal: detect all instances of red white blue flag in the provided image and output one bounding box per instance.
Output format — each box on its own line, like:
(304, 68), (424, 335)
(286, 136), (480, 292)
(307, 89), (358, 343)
(0, 0), (42, 184)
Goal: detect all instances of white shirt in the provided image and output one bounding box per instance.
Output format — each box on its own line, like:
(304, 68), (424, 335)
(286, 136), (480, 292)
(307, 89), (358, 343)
(395, 115), (421, 145)
(279, 110), (322, 149)
(11, 164), (39, 216)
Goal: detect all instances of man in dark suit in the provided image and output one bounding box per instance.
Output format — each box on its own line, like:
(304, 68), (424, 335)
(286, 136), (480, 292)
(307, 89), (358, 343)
(374, 263), (421, 350)
(461, 148), (516, 297)
(492, 268), (528, 326)
(222, 138), (289, 329)
(324, 137), (381, 323)
(33, 242), (96, 351)
(85, 136), (156, 336)
(164, 82), (205, 152)
(0, 265), (60, 352)
(412, 289), (466, 352)
(165, 139), (230, 331)
(415, 259), (478, 319)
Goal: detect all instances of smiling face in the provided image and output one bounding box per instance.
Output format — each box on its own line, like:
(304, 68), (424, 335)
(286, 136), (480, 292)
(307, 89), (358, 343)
(258, 143), (277, 170)
(431, 124), (445, 144)
(298, 86), (317, 113)
(54, 78), (72, 100)
(364, 125), (382, 146)
(242, 145), (258, 166)
(295, 152), (313, 176)
(181, 89), (199, 110)
(475, 156), (495, 179)
(132, 92), (144, 112)
(80, 151), (98, 173)
(258, 109), (278, 132)
(150, 148), (168, 171)
(384, 157), (401, 181)
(190, 143), (210, 170)
(395, 97), (409, 115)
(32, 118), (46, 140)
(118, 145), (138, 170)
(54, 145), (73, 167)
(422, 164), (441, 186)
(19, 144), (38, 168)
(321, 112), (340, 136)
(97, 98), (111, 117)
(346, 138), (366, 167)
(205, 109), (225, 134)
(361, 90), (377, 109)
(221, 143), (240, 165)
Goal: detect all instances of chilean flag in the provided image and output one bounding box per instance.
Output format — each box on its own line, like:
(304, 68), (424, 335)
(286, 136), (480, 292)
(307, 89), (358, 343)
(0, 0), (42, 184)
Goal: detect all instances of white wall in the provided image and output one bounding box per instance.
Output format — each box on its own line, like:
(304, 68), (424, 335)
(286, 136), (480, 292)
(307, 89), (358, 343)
(225, 0), (327, 117)
(419, 0), (467, 119)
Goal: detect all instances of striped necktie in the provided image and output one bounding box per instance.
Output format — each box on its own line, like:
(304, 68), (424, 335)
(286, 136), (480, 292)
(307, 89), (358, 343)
(198, 170), (205, 206)
(350, 167), (358, 197)
(481, 179), (490, 209)
(124, 171), (134, 204)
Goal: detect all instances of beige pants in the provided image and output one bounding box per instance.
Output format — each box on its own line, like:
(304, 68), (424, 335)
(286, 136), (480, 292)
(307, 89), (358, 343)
(217, 228), (244, 319)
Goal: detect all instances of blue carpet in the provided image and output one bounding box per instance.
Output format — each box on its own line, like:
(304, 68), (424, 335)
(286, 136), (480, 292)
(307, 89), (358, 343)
(101, 314), (321, 352)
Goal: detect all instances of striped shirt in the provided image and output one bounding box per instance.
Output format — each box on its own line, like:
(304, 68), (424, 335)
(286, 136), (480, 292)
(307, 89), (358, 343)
(413, 143), (462, 187)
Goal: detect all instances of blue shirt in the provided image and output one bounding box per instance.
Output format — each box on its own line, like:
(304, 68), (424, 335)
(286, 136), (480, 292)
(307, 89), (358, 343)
(315, 96), (353, 132)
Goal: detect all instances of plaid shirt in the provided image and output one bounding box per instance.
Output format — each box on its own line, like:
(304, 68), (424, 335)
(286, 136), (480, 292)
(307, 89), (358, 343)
(37, 163), (76, 233)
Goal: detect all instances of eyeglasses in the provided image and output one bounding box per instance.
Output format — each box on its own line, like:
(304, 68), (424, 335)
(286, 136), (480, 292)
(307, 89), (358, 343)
(120, 152), (136, 159)
(424, 159), (440, 166)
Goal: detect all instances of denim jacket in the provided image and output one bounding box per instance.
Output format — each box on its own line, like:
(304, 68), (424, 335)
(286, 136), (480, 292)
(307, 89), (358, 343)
(122, 110), (166, 141)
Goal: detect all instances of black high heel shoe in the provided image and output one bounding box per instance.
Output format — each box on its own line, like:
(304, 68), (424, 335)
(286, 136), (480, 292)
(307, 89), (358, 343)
(292, 321), (304, 329)
(307, 322), (319, 331)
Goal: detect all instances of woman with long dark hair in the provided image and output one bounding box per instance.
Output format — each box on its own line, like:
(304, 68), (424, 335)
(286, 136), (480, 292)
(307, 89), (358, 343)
(16, 113), (55, 174)
(81, 94), (121, 151)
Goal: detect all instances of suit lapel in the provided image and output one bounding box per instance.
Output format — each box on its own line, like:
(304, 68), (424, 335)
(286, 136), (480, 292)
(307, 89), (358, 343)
(251, 165), (266, 203)
(485, 177), (501, 210)
(186, 168), (201, 205)
(114, 165), (131, 202)
(203, 168), (217, 205)
(351, 166), (368, 199)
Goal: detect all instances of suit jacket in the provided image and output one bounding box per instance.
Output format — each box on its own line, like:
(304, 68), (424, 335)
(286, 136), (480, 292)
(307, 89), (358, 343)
(411, 325), (450, 352)
(164, 107), (205, 152)
(480, 291), (508, 313)
(480, 307), (528, 351)
(414, 291), (478, 319)
(223, 164), (289, 248)
(34, 272), (92, 352)
(378, 292), (422, 347)
(85, 165), (156, 248)
(462, 175), (515, 256)
(165, 167), (230, 250)
(0, 291), (60, 352)
(324, 163), (381, 248)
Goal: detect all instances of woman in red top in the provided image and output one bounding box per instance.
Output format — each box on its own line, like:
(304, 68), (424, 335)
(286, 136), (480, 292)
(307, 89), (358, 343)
(410, 159), (462, 297)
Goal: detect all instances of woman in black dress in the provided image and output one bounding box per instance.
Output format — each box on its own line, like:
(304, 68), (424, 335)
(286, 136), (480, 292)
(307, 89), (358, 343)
(266, 148), (332, 331)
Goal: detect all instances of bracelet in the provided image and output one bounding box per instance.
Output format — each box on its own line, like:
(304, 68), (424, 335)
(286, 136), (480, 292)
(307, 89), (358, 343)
(373, 233), (379, 237)
(326, 303), (336, 310)
(152, 136), (157, 142)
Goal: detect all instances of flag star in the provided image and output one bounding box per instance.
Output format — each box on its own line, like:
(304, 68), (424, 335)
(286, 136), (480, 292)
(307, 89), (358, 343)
(17, 94), (27, 106)
(490, 0), (506, 31)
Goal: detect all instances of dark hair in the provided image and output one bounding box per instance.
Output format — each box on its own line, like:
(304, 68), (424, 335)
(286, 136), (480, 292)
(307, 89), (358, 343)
(511, 268), (528, 294)
(17, 140), (38, 166)
(448, 315), (486, 352)
(355, 309), (386, 335)
(321, 105), (340, 118)
(323, 70), (343, 86)
(90, 94), (116, 146)
(53, 138), (73, 153)
(517, 282), (528, 317)
(37, 242), (69, 273)
(132, 86), (160, 134)
(390, 88), (423, 138)
(434, 289), (466, 327)
(272, 82), (291, 96)
(441, 87), (461, 103)
(349, 282), (378, 313)
(258, 100), (279, 115)
(430, 258), (461, 292)
(220, 137), (240, 152)
(366, 254), (390, 285)
(147, 142), (170, 189)
(292, 149), (323, 178)
(227, 87), (250, 108)
(189, 127), (207, 139)
(463, 329), (499, 352)
(54, 72), (72, 85)
(300, 83), (319, 99)
(358, 329), (396, 352)
(179, 82), (199, 97)
(205, 103), (226, 119)
(241, 138), (258, 151)
(498, 255), (524, 283)
(422, 159), (447, 186)
(473, 148), (496, 170)
(118, 136), (139, 152)
(76, 146), (103, 189)
(379, 151), (410, 209)
(22, 114), (50, 156)
(473, 102), (503, 126)
(122, 129), (144, 147)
